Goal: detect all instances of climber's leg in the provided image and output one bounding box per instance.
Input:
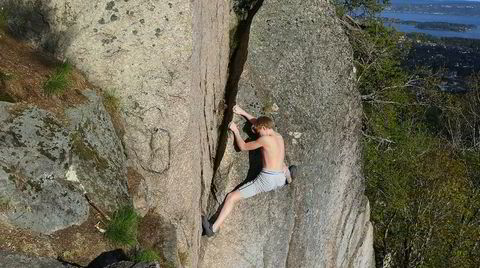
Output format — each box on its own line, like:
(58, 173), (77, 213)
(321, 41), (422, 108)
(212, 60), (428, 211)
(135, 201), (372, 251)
(211, 191), (243, 232)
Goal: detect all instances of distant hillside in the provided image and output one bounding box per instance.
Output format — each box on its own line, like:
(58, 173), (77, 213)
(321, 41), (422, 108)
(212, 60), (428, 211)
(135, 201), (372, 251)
(387, 0), (480, 16)
(392, 0), (480, 4)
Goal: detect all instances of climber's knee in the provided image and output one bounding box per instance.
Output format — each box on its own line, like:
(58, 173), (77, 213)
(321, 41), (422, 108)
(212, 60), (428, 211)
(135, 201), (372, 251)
(226, 191), (242, 204)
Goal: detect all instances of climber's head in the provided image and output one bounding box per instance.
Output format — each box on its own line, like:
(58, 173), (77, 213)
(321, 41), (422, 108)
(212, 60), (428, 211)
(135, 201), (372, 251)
(252, 116), (274, 136)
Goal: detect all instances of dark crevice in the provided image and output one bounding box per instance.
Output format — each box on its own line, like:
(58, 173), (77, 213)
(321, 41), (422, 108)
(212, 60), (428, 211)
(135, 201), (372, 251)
(211, 0), (265, 192)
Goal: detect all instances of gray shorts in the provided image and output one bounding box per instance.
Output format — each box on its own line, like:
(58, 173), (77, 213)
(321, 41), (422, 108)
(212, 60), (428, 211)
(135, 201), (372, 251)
(238, 169), (287, 198)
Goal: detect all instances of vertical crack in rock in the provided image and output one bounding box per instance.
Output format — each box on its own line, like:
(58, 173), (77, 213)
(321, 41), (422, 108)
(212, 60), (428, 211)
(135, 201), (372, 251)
(210, 0), (264, 201)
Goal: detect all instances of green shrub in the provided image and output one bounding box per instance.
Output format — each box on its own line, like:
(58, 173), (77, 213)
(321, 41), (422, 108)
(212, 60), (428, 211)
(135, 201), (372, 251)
(133, 249), (161, 262)
(43, 62), (72, 95)
(105, 205), (138, 247)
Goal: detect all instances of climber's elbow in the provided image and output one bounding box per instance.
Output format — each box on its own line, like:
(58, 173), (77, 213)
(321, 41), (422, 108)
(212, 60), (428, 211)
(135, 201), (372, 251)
(238, 143), (247, 151)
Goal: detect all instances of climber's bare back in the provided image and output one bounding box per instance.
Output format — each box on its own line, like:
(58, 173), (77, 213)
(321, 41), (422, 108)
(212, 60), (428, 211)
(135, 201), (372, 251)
(258, 132), (285, 171)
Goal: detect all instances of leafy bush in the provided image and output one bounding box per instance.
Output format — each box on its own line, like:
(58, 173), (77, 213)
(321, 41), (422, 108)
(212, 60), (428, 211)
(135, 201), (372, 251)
(133, 249), (161, 262)
(43, 62), (72, 95)
(105, 205), (138, 247)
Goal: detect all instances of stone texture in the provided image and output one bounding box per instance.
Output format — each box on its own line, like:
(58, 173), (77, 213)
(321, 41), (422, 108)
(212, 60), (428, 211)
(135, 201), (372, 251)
(192, 0), (234, 214)
(65, 90), (129, 212)
(0, 90), (128, 235)
(0, 102), (88, 234)
(1, 0), (374, 266)
(0, 250), (75, 268)
(2, 0), (236, 266)
(202, 0), (374, 267)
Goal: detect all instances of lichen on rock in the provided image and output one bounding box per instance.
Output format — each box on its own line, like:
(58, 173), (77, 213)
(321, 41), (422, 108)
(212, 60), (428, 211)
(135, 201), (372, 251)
(0, 102), (88, 235)
(1, 0), (375, 266)
(0, 89), (129, 235)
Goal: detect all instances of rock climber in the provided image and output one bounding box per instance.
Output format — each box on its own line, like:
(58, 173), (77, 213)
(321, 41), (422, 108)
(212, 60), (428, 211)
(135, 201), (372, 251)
(202, 104), (297, 237)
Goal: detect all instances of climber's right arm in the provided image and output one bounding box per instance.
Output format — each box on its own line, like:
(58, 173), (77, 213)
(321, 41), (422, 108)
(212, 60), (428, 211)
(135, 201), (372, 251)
(233, 104), (256, 125)
(229, 122), (263, 151)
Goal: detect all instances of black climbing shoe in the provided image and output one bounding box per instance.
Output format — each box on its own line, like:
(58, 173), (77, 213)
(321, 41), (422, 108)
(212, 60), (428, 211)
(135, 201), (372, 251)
(202, 216), (215, 237)
(288, 165), (298, 184)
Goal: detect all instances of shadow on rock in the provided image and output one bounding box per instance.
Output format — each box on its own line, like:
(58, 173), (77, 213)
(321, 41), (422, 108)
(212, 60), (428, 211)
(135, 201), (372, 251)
(86, 249), (129, 268)
(209, 121), (262, 223)
(1, 0), (71, 55)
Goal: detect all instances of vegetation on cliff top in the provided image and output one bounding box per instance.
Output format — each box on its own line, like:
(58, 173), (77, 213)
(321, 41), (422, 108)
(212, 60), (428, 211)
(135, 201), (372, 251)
(103, 89), (121, 113)
(334, 0), (391, 16)
(43, 62), (72, 95)
(105, 206), (138, 247)
(104, 207), (165, 263)
(337, 3), (480, 267)
(133, 249), (161, 262)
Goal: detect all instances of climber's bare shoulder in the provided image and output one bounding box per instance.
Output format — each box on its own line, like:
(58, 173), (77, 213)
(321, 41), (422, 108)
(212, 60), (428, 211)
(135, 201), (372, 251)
(260, 132), (285, 171)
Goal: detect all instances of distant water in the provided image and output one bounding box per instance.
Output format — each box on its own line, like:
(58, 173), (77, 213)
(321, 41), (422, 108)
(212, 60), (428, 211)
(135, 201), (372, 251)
(381, 11), (480, 39)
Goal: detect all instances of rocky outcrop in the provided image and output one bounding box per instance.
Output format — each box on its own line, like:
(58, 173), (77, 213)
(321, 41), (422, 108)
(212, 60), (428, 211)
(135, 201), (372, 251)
(0, 250), (76, 268)
(202, 0), (374, 267)
(0, 90), (128, 234)
(2, 0), (374, 267)
(0, 250), (159, 268)
(3, 0), (235, 265)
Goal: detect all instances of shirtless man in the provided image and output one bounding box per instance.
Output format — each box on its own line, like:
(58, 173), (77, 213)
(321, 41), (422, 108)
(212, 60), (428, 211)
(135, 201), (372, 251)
(202, 105), (296, 237)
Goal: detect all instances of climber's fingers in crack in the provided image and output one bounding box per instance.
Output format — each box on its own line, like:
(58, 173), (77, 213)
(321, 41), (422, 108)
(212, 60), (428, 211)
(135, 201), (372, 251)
(233, 104), (244, 115)
(228, 122), (238, 132)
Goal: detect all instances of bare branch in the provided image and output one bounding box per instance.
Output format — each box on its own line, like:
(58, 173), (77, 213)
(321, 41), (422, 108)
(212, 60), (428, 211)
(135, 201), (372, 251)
(362, 130), (396, 144)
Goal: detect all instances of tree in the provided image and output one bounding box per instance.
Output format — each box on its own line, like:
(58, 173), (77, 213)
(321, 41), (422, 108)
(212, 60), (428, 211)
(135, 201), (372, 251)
(333, 0), (391, 17)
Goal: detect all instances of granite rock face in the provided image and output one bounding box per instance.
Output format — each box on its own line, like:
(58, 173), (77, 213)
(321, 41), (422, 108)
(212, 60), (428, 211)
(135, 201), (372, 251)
(65, 90), (129, 213)
(0, 102), (87, 234)
(0, 90), (128, 235)
(202, 0), (374, 267)
(1, 0), (374, 267)
(2, 0), (235, 265)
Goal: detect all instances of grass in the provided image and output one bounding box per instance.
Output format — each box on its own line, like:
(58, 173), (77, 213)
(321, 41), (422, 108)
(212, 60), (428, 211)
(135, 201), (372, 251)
(105, 205), (138, 247)
(0, 7), (7, 31)
(103, 90), (120, 112)
(43, 62), (72, 95)
(0, 197), (10, 211)
(0, 70), (12, 81)
(0, 71), (15, 102)
(133, 249), (161, 262)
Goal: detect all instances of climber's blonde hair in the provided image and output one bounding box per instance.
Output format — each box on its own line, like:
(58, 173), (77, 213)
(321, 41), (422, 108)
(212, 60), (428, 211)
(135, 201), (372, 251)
(253, 116), (274, 132)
